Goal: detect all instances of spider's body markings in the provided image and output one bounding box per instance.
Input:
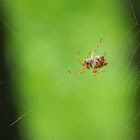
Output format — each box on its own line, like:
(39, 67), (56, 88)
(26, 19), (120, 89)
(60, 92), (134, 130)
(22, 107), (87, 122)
(84, 55), (104, 69)
(68, 39), (108, 76)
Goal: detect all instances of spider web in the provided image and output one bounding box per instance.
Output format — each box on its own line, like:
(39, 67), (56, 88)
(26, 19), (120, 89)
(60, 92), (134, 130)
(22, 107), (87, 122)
(52, 1), (140, 139)
(0, 0), (140, 140)
(0, 7), (32, 140)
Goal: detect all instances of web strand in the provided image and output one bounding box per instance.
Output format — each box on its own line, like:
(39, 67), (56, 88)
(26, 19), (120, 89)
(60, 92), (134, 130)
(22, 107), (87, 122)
(10, 109), (32, 127)
(129, 0), (138, 25)
(0, 18), (22, 40)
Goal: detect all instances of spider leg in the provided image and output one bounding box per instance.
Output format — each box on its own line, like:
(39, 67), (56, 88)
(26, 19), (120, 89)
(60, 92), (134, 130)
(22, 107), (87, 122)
(93, 70), (105, 76)
(104, 52), (106, 61)
(91, 39), (102, 58)
(77, 52), (83, 65)
(68, 66), (86, 75)
(92, 67), (105, 76)
(87, 52), (91, 58)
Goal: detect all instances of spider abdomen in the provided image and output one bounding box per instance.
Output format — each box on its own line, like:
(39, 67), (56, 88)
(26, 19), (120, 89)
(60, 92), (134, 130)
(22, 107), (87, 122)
(93, 55), (104, 68)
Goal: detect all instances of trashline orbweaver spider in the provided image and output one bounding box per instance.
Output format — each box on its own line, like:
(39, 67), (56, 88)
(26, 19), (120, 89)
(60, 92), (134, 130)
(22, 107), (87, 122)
(68, 39), (108, 76)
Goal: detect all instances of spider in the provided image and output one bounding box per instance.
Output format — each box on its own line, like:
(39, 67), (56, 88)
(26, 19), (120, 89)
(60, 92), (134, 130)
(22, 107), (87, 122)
(68, 39), (108, 76)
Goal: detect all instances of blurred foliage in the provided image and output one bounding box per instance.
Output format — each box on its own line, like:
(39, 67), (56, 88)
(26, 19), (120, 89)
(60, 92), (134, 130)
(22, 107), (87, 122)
(1, 0), (138, 140)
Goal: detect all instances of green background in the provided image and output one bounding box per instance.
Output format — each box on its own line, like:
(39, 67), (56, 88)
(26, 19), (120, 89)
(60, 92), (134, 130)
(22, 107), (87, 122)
(1, 0), (138, 140)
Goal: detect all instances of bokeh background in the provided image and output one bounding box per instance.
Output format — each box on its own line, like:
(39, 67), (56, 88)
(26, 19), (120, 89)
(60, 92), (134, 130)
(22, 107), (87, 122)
(0, 0), (140, 140)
